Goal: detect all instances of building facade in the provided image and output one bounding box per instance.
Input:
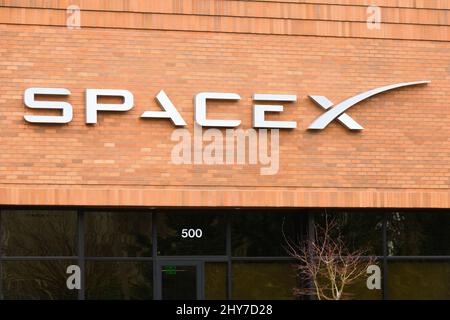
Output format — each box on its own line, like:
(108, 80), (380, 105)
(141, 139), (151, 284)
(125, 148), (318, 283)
(0, 0), (449, 299)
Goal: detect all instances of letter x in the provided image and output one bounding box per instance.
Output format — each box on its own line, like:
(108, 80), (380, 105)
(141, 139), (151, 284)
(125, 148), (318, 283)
(308, 81), (430, 130)
(309, 95), (363, 130)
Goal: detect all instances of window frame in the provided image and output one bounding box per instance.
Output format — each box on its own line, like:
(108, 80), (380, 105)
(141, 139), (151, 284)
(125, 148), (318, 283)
(0, 206), (448, 300)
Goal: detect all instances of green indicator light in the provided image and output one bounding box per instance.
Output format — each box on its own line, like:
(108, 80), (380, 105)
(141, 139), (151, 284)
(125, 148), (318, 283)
(164, 265), (177, 275)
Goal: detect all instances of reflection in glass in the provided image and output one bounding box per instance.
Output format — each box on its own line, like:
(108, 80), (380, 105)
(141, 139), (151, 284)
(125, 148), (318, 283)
(232, 262), (297, 300)
(205, 263), (227, 300)
(315, 210), (383, 255)
(85, 211), (152, 257)
(232, 210), (307, 257)
(343, 263), (383, 300)
(2, 260), (78, 299)
(0, 210), (77, 256)
(388, 261), (450, 300)
(162, 265), (197, 300)
(387, 211), (450, 256)
(86, 262), (152, 300)
(157, 210), (226, 256)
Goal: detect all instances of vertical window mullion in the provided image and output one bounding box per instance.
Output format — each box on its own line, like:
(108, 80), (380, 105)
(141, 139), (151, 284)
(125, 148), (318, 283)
(227, 213), (232, 300)
(308, 211), (316, 301)
(382, 211), (388, 300)
(0, 208), (2, 300)
(152, 210), (158, 300)
(78, 209), (85, 300)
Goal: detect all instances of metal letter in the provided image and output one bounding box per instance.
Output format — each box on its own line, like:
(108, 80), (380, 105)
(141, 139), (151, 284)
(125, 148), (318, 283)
(195, 92), (241, 127)
(309, 95), (363, 130)
(253, 94), (297, 128)
(24, 87), (72, 124)
(86, 89), (134, 124)
(141, 90), (186, 126)
(308, 80), (430, 130)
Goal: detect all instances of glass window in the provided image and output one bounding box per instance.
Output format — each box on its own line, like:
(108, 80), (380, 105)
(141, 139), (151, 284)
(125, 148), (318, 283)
(161, 264), (198, 300)
(157, 210), (226, 256)
(0, 210), (77, 256)
(290, 258), (382, 300)
(205, 262), (227, 300)
(232, 210), (307, 257)
(85, 211), (152, 257)
(1, 260), (78, 300)
(387, 261), (450, 300)
(343, 262), (383, 300)
(387, 210), (450, 256)
(86, 261), (153, 300)
(232, 262), (297, 300)
(315, 210), (383, 256)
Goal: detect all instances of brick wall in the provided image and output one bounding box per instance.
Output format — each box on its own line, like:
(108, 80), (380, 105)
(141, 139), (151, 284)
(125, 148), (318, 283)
(0, 0), (449, 208)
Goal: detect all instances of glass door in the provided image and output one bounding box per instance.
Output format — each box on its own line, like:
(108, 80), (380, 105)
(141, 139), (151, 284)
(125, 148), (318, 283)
(156, 260), (204, 300)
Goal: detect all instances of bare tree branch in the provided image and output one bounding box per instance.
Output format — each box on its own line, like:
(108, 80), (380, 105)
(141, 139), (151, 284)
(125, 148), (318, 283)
(284, 216), (376, 300)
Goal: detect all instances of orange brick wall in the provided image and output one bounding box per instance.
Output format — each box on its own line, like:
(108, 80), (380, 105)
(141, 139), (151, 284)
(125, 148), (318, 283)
(0, 0), (449, 208)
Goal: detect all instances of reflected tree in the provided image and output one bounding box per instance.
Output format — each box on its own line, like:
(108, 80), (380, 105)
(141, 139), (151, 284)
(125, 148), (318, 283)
(0, 210), (78, 299)
(285, 217), (376, 300)
(387, 211), (450, 256)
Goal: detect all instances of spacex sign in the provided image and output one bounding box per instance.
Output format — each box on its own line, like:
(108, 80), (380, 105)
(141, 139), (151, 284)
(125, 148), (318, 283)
(23, 81), (430, 130)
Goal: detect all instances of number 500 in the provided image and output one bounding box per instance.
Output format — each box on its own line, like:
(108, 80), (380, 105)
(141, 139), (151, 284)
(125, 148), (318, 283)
(181, 228), (203, 239)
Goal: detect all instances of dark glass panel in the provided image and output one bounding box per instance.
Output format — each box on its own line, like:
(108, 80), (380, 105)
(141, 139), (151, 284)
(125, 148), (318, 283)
(387, 211), (450, 256)
(2, 260), (78, 299)
(205, 262), (227, 300)
(315, 210), (383, 255)
(232, 210), (307, 257)
(388, 261), (450, 300)
(232, 262), (297, 300)
(343, 263), (383, 300)
(85, 211), (152, 257)
(157, 210), (226, 256)
(292, 259), (382, 300)
(161, 265), (197, 300)
(0, 210), (77, 256)
(86, 261), (153, 300)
